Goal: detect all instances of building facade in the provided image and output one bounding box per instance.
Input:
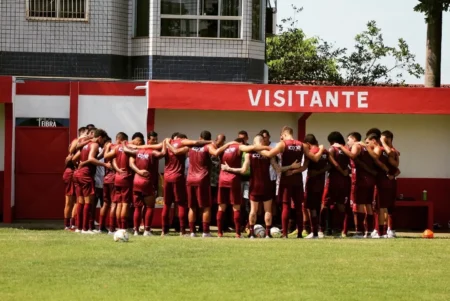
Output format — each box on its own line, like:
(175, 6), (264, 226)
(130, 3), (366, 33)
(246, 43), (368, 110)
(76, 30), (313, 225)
(0, 0), (267, 82)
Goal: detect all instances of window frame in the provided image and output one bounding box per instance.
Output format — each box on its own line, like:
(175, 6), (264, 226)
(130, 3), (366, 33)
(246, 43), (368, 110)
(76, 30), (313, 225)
(251, 0), (263, 41)
(25, 0), (90, 22)
(160, 0), (243, 39)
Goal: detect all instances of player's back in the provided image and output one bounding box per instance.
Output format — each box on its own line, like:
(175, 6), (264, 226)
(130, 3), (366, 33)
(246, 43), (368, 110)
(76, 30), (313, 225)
(79, 142), (95, 177)
(280, 139), (303, 186)
(356, 146), (376, 185)
(165, 139), (186, 182)
(308, 146), (328, 172)
(329, 146), (350, 179)
(249, 152), (271, 194)
(115, 144), (132, 186)
(187, 145), (211, 184)
(219, 143), (241, 187)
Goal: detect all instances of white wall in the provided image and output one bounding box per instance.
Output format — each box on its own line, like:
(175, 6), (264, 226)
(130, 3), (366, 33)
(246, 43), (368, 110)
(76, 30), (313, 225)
(154, 109), (299, 172)
(0, 104), (4, 171)
(306, 114), (450, 178)
(78, 95), (147, 140)
(14, 96), (70, 118)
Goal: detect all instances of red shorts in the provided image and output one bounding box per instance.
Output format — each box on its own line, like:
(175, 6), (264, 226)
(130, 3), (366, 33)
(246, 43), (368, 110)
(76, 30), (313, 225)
(377, 181), (397, 208)
(218, 183), (242, 205)
(164, 180), (186, 205)
(354, 184), (375, 205)
(74, 175), (95, 197)
(187, 184), (211, 208)
(103, 183), (115, 203)
(323, 178), (351, 207)
(132, 191), (154, 207)
(250, 194), (272, 202)
(114, 186), (132, 204)
(63, 168), (75, 196)
(278, 184), (304, 206)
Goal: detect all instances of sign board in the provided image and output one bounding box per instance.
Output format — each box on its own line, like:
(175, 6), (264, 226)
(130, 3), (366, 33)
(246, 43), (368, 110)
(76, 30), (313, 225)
(16, 118), (69, 127)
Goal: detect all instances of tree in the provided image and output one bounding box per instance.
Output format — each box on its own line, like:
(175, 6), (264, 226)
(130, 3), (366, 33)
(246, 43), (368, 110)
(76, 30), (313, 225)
(266, 6), (424, 86)
(414, 0), (450, 87)
(266, 6), (344, 84)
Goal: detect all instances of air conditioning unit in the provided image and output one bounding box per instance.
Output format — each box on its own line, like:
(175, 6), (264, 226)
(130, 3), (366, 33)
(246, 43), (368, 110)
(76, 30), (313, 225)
(265, 0), (277, 36)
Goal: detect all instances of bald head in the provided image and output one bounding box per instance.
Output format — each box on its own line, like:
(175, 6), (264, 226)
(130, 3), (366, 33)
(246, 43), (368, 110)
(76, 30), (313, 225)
(216, 134), (226, 147)
(253, 135), (263, 145)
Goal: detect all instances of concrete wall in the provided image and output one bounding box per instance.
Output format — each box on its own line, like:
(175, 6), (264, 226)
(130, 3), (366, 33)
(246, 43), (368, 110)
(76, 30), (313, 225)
(306, 113), (450, 178)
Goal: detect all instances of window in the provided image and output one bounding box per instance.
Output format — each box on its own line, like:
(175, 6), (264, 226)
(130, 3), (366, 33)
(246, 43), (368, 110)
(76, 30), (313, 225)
(135, 0), (150, 37)
(251, 0), (263, 40)
(161, 0), (242, 38)
(26, 0), (88, 20)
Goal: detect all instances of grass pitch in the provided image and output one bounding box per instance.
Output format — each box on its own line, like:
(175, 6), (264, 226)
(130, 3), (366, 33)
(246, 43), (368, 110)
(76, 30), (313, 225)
(0, 229), (449, 301)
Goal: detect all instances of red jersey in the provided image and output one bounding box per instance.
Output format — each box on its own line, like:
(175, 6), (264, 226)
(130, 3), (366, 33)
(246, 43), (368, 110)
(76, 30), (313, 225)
(249, 152), (271, 196)
(77, 142), (96, 177)
(104, 143), (115, 184)
(133, 149), (159, 193)
(114, 144), (132, 187)
(307, 146), (329, 192)
(164, 139), (186, 183)
(187, 145), (211, 185)
(355, 146), (376, 187)
(219, 143), (242, 187)
(329, 146), (350, 182)
(376, 147), (398, 189)
(280, 140), (304, 187)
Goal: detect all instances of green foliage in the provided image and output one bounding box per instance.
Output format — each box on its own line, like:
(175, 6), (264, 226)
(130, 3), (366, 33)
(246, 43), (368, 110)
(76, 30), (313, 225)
(266, 7), (424, 86)
(414, 0), (450, 22)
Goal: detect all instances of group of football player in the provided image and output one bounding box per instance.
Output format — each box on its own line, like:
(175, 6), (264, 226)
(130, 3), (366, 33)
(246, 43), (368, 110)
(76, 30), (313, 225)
(63, 124), (400, 239)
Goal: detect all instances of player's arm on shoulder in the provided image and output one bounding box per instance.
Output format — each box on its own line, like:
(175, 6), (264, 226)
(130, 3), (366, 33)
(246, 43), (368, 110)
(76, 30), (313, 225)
(181, 139), (212, 147)
(87, 143), (110, 168)
(328, 148), (348, 176)
(165, 139), (189, 155)
(153, 142), (167, 158)
(338, 143), (360, 159)
(123, 143), (138, 156)
(239, 144), (270, 153)
(380, 136), (393, 154)
(71, 151), (81, 164)
(68, 139), (79, 155)
(132, 142), (163, 150)
(304, 143), (325, 162)
(259, 141), (283, 158)
(388, 151), (399, 168)
(104, 145), (118, 160)
(207, 144), (221, 157)
(75, 137), (91, 151)
(213, 141), (234, 156)
(221, 153), (250, 174)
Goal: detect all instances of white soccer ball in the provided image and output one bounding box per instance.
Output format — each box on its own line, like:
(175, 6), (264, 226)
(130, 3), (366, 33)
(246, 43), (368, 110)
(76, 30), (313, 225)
(270, 227), (282, 238)
(114, 229), (129, 242)
(254, 224), (266, 238)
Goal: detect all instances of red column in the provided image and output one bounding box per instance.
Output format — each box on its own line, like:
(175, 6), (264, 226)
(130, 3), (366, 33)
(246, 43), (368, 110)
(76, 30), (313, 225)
(147, 109), (155, 133)
(69, 82), (79, 141)
(297, 113), (312, 141)
(3, 103), (13, 223)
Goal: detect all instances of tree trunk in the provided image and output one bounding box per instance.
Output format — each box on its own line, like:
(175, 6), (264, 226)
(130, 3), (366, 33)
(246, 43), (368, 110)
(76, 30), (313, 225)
(424, 7), (442, 87)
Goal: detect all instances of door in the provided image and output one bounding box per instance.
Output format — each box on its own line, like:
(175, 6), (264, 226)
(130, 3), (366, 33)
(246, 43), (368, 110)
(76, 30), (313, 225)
(15, 127), (69, 219)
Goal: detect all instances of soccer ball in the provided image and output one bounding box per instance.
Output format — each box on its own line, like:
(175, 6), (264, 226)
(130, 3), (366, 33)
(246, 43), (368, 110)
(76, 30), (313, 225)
(114, 229), (129, 242)
(270, 227), (282, 238)
(422, 229), (434, 239)
(254, 224), (266, 238)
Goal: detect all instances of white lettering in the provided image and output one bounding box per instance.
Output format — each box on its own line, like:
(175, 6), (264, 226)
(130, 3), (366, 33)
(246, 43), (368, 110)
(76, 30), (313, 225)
(287, 145), (302, 151)
(358, 91), (369, 108)
(342, 91), (355, 108)
(296, 91), (309, 107)
(248, 89), (262, 106)
(273, 90), (285, 107)
(137, 153), (149, 160)
(326, 91), (338, 107)
(287, 90), (293, 107)
(310, 91), (323, 107)
(265, 90), (270, 106)
(37, 118), (57, 127)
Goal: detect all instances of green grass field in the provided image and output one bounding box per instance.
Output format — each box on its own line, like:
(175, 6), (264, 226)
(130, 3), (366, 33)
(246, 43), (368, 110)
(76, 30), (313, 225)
(0, 228), (449, 301)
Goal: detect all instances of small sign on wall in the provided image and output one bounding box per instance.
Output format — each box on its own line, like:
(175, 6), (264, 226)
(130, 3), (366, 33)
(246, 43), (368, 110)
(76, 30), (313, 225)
(16, 118), (69, 127)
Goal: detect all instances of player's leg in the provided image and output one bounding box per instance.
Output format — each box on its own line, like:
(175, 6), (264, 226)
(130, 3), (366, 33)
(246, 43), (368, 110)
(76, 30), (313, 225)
(305, 192), (320, 239)
(174, 180), (188, 236)
(71, 202), (77, 230)
(386, 186), (397, 238)
(230, 183), (243, 238)
(161, 182), (174, 236)
(132, 192), (144, 236)
(64, 195), (75, 230)
(363, 185), (375, 238)
(301, 199), (310, 237)
(198, 183), (212, 238)
(187, 185), (198, 236)
(248, 199), (259, 238)
(263, 199), (273, 238)
(96, 184), (111, 233)
(119, 187), (131, 232)
(278, 185), (290, 238)
(143, 194), (155, 236)
(216, 187), (228, 237)
(293, 186), (304, 239)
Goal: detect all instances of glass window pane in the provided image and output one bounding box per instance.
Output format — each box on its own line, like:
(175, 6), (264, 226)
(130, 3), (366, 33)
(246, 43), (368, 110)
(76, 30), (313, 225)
(135, 0), (150, 37)
(181, 0), (198, 15)
(161, 19), (197, 37)
(200, 0), (218, 16)
(221, 0), (241, 16)
(199, 20), (218, 38)
(220, 20), (239, 38)
(161, 0), (181, 15)
(251, 0), (262, 40)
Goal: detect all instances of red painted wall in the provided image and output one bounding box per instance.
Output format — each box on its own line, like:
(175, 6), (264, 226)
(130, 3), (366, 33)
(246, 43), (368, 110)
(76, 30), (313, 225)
(0, 171), (3, 216)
